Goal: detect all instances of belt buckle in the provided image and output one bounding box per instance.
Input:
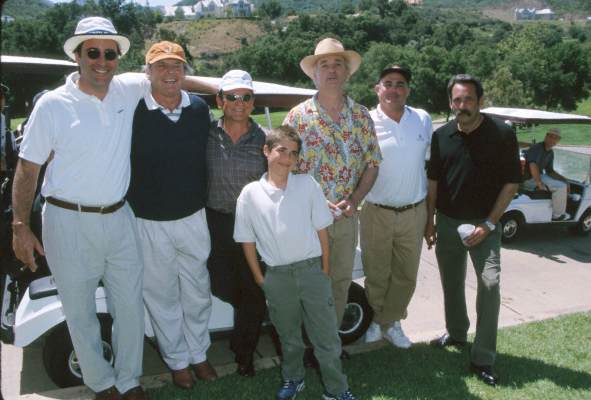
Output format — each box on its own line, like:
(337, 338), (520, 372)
(99, 205), (105, 214)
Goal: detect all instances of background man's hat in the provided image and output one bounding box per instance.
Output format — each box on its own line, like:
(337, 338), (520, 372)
(145, 41), (187, 65)
(219, 70), (254, 92)
(547, 127), (561, 137)
(378, 65), (412, 83)
(63, 16), (130, 61)
(300, 38), (361, 80)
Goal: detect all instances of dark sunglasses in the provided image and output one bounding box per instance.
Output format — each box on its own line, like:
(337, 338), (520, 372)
(223, 93), (254, 102)
(86, 48), (119, 61)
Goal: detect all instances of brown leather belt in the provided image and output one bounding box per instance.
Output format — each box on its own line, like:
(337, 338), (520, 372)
(372, 199), (424, 213)
(46, 196), (125, 214)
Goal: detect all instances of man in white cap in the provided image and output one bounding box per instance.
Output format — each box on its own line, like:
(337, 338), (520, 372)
(523, 127), (570, 220)
(283, 38), (381, 367)
(205, 69), (269, 377)
(12, 17), (214, 400)
(360, 65), (432, 349)
(126, 41), (217, 391)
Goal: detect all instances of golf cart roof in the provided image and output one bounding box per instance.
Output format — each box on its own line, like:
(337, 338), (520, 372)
(191, 76), (316, 109)
(482, 107), (591, 125)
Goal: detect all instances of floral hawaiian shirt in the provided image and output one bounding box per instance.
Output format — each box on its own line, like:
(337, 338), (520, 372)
(283, 94), (382, 204)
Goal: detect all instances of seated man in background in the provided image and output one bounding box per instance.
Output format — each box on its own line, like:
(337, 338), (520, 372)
(523, 127), (570, 221)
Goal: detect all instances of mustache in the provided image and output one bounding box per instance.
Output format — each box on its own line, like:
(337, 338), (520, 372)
(454, 109), (471, 116)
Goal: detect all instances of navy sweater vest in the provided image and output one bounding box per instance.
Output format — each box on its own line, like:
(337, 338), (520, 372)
(127, 95), (209, 221)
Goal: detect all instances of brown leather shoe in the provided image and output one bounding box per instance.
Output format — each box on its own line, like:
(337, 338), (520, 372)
(121, 386), (147, 400)
(172, 367), (195, 389)
(191, 360), (218, 381)
(95, 386), (121, 400)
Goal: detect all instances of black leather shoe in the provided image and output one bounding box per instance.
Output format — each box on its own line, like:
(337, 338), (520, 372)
(303, 347), (319, 369)
(470, 363), (498, 386)
(235, 354), (255, 377)
(430, 333), (467, 348)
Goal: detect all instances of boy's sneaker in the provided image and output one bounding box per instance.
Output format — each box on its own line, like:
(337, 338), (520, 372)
(322, 389), (357, 400)
(276, 379), (305, 400)
(364, 321), (382, 343)
(383, 321), (412, 349)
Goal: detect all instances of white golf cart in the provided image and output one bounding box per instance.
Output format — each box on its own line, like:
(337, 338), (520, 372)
(481, 107), (591, 243)
(0, 65), (373, 388)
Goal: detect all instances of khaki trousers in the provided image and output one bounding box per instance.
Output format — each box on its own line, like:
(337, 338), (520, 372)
(327, 214), (358, 326)
(360, 201), (426, 327)
(263, 257), (348, 396)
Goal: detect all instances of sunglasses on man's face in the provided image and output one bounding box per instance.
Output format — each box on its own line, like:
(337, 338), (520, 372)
(86, 48), (119, 61)
(223, 93), (254, 103)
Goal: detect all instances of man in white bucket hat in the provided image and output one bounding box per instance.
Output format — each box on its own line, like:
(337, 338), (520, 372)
(283, 38), (381, 399)
(11, 16), (214, 400)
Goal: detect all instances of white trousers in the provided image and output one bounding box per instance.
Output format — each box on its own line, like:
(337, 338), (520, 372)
(524, 175), (567, 218)
(42, 202), (144, 394)
(136, 209), (212, 371)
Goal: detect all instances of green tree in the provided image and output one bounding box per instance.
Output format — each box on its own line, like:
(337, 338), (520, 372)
(258, 0), (283, 19)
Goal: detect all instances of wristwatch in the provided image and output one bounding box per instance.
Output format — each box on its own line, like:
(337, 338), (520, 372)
(484, 219), (496, 232)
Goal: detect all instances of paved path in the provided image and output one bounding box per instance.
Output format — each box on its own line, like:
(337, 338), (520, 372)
(3, 226), (590, 399)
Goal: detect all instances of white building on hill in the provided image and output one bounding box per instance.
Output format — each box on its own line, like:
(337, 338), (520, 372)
(161, 0), (252, 19)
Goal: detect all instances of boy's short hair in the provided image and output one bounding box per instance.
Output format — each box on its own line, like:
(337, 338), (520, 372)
(266, 125), (302, 154)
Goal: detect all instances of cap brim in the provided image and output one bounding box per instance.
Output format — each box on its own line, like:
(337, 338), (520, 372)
(147, 54), (187, 65)
(219, 83), (255, 93)
(63, 34), (130, 61)
(300, 50), (361, 80)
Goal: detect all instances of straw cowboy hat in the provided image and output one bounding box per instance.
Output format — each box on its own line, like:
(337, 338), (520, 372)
(63, 16), (130, 61)
(300, 38), (362, 80)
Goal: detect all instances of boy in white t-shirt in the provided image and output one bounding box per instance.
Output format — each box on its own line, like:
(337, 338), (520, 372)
(234, 126), (357, 400)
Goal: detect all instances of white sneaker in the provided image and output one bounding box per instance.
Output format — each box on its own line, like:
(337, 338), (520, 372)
(365, 321), (382, 343)
(383, 321), (412, 349)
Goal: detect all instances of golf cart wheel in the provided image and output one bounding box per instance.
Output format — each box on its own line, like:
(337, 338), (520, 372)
(42, 314), (114, 388)
(500, 212), (522, 243)
(573, 209), (591, 236)
(339, 282), (373, 345)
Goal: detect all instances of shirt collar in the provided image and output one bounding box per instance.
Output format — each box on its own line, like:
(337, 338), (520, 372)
(375, 104), (409, 122)
(260, 172), (292, 198)
(144, 90), (190, 112)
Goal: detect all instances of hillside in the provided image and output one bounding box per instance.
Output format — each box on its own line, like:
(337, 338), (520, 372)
(158, 18), (265, 58)
(1, 0), (51, 19)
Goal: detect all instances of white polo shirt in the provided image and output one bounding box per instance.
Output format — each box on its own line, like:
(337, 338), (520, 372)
(365, 105), (432, 207)
(19, 72), (149, 205)
(234, 172), (333, 267)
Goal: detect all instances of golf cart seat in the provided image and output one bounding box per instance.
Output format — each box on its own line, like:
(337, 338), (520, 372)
(518, 188), (552, 200)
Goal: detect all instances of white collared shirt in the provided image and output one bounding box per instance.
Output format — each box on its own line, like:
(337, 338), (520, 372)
(19, 72), (150, 205)
(365, 104), (432, 207)
(143, 90), (190, 122)
(234, 172), (333, 267)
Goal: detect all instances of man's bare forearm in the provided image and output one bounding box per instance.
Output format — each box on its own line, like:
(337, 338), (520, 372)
(488, 183), (519, 224)
(349, 166), (378, 208)
(12, 158), (41, 225)
(184, 76), (218, 94)
(426, 179), (438, 224)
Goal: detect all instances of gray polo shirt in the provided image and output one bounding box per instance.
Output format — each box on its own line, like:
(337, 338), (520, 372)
(524, 142), (554, 180)
(206, 118), (267, 214)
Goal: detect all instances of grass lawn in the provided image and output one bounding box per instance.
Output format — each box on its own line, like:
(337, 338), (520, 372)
(148, 312), (591, 400)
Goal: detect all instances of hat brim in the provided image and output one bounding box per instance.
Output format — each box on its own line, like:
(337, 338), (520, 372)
(64, 34), (130, 61)
(219, 83), (255, 93)
(300, 50), (361, 80)
(147, 54), (187, 65)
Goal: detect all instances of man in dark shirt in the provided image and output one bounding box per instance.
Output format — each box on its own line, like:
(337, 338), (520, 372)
(127, 41), (218, 390)
(425, 74), (521, 386)
(205, 70), (268, 377)
(523, 128), (569, 220)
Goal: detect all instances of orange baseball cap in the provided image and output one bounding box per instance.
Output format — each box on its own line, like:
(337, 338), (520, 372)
(145, 41), (187, 65)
